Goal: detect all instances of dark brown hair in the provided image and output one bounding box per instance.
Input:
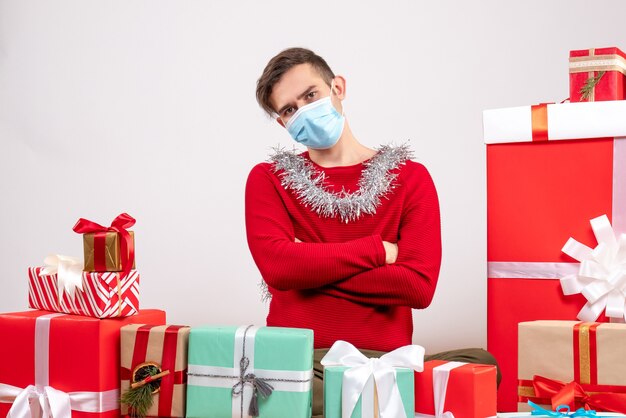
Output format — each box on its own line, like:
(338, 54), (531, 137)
(256, 47), (335, 116)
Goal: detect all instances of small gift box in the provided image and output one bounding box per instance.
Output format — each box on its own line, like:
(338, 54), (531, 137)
(0, 309), (166, 418)
(186, 325), (314, 418)
(321, 340), (423, 418)
(121, 324), (191, 417)
(414, 360), (497, 418)
(482, 100), (626, 411)
(518, 320), (626, 413)
(73, 213), (136, 273)
(569, 47), (626, 102)
(28, 261), (140, 318)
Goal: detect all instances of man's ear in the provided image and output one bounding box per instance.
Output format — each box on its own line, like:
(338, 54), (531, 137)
(275, 117), (285, 128)
(332, 75), (347, 100)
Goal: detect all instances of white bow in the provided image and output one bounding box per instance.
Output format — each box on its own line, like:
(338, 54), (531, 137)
(39, 255), (84, 301)
(560, 215), (626, 322)
(2, 384), (71, 418)
(320, 340), (424, 418)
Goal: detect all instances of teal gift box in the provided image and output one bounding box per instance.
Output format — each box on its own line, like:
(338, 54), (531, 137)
(186, 325), (314, 418)
(324, 366), (414, 418)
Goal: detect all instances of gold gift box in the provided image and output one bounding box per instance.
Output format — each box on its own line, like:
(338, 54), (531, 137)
(83, 230), (135, 272)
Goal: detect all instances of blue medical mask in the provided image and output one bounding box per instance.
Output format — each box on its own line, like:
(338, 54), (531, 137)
(283, 83), (345, 150)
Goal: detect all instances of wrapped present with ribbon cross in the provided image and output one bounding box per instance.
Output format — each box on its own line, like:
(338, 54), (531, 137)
(518, 320), (626, 414)
(73, 213), (136, 275)
(569, 47), (626, 102)
(483, 99), (626, 411)
(120, 324), (190, 417)
(28, 255), (140, 318)
(321, 340), (424, 418)
(0, 309), (166, 418)
(186, 325), (314, 418)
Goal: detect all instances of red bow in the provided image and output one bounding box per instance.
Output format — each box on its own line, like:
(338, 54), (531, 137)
(532, 375), (626, 413)
(73, 213), (136, 281)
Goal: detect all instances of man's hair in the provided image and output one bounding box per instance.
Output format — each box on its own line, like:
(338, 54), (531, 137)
(256, 47), (335, 116)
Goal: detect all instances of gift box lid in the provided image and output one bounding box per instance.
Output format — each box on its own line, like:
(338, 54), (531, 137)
(483, 101), (626, 144)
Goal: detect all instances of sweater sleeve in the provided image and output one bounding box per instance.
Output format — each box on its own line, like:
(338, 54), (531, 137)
(245, 163), (387, 291)
(317, 163), (442, 308)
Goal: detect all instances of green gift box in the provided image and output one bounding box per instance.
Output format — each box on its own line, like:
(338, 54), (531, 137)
(186, 325), (314, 418)
(324, 366), (414, 418)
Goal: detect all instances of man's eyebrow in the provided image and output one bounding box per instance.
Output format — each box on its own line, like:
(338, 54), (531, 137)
(277, 85), (317, 115)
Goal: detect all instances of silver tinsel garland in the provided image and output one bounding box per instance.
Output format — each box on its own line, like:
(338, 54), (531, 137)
(270, 143), (413, 223)
(258, 143), (414, 302)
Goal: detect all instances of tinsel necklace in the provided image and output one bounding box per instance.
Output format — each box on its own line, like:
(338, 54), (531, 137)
(269, 143), (413, 223)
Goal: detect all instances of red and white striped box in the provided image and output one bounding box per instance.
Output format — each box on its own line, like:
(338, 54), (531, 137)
(28, 266), (140, 318)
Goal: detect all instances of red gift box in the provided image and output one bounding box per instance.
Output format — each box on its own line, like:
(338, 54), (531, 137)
(569, 47), (626, 102)
(483, 101), (626, 411)
(28, 267), (140, 318)
(414, 360), (497, 418)
(0, 309), (166, 418)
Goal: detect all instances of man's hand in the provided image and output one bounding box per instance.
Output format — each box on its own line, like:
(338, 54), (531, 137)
(383, 241), (398, 264)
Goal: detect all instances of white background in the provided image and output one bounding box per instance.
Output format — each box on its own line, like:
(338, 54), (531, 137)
(1, 0), (625, 354)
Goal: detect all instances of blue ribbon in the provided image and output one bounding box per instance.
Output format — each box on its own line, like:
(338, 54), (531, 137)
(529, 401), (598, 417)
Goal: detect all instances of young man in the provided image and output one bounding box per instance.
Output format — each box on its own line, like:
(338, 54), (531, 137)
(246, 47), (498, 417)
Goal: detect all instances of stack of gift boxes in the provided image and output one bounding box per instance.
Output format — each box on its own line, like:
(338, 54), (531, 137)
(0, 218), (498, 418)
(484, 46), (626, 414)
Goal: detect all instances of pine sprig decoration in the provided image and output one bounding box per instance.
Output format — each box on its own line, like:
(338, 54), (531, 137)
(121, 364), (161, 418)
(579, 71), (605, 101)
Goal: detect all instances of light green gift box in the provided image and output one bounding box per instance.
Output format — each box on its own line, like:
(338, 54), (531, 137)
(186, 325), (313, 418)
(324, 366), (414, 418)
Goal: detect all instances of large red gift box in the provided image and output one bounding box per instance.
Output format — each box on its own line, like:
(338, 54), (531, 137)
(0, 309), (166, 418)
(414, 360), (497, 418)
(28, 267), (140, 318)
(483, 100), (626, 411)
(569, 47), (626, 102)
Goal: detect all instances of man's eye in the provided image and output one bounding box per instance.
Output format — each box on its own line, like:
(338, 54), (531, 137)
(306, 91), (316, 99)
(283, 107), (294, 117)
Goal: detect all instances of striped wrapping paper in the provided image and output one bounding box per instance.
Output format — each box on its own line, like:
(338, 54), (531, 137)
(28, 266), (140, 318)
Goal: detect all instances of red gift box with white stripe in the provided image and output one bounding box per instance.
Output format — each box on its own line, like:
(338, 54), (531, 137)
(0, 309), (166, 418)
(28, 266), (140, 318)
(482, 100), (626, 411)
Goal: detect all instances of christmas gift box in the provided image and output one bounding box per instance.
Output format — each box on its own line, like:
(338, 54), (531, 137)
(120, 324), (190, 418)
(414, 360), (497, 418)
(28, 261), (140, 318)
(517, 321), (626, 413)
(73, 213), (136, 273)
(0, 309), (166, 418)
(321, 341), (423, 418)
(483, 100), (626, 411)
(186, 325), (314, 418)
(569, 47), (626, 102)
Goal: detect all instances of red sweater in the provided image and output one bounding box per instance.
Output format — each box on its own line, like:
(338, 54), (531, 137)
(245, 151), (441, 351)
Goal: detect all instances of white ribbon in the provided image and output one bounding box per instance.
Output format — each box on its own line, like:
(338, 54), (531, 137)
(560, 214), (626, 322)
(414, 362), (466, 418)
(39, 255), (84, 301)
(320, 340), (425, 418)
(0, 313), (119, 418)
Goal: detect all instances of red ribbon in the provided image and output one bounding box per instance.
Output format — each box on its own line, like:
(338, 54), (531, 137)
(531, 103), (549, 142)
(72, 213), (135, 281)
(532, 375), (626, 413)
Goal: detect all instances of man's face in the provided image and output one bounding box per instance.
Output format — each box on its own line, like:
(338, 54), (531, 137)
(269, 63), (339, 125)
